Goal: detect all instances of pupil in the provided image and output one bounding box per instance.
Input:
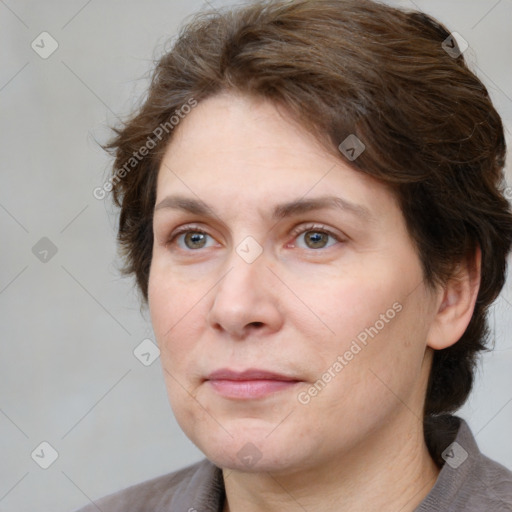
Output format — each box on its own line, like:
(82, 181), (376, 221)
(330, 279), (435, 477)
(306, 231), (327, 248)
(186, 232), (206, 248)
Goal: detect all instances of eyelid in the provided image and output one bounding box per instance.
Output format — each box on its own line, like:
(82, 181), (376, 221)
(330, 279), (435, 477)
(289, 222), (343, 238)
(171, 224), (208, 236)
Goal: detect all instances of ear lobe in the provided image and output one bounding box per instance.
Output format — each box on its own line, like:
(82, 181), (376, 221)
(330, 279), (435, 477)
(427, 247), (481, 350)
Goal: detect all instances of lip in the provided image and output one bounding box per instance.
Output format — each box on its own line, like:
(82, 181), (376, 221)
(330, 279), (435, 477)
(205, 368), (301, 399)
(206, 368), (298, 381)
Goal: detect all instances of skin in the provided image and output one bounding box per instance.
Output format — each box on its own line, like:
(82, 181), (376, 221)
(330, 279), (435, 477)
(148, 92), (480, 512)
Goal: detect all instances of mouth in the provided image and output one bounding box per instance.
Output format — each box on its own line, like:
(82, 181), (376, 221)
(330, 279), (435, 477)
(205, 368), (301, 400)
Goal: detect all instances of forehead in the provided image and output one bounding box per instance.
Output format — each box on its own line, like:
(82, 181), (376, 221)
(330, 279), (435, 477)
(155, 93), (397, 220)
(160, 93), (330, 173)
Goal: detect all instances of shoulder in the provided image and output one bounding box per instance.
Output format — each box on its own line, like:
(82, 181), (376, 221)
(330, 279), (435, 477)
(455, 418), (512, 509)
(72, 459), (223, 512)
(468, 452), (512, 510)
(419, 416), (512, 511)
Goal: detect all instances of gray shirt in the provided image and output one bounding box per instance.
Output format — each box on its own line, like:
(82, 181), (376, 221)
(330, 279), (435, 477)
(75, 417), (512, 511)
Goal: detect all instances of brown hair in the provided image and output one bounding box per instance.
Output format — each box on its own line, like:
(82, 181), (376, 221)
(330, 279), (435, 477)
(106, 0), (512, 419)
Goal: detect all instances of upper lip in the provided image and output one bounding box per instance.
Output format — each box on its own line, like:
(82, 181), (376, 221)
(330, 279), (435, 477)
(206, 368), (299, 381)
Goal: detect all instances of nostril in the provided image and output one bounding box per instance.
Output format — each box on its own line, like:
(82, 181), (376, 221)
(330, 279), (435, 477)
(250, 322), (264, 328)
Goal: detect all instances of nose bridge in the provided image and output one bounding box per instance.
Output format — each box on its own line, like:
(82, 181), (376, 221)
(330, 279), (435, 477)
(216, 243), (268, 307)
(208, 243), (282, 336)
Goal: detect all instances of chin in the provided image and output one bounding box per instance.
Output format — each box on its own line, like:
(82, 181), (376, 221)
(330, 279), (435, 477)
(189, 420), (308, 473)
(205, 445), (302, 473)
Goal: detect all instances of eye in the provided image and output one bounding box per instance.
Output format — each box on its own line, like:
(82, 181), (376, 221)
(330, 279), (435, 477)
(172, 229), (218, 250)
(290, 225), (341, 250)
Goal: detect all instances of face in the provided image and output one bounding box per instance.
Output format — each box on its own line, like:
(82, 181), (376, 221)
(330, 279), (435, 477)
(149, 93), (439, 474)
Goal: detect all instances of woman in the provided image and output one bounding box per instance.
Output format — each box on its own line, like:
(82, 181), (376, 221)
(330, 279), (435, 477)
(77, 0), (512, 510)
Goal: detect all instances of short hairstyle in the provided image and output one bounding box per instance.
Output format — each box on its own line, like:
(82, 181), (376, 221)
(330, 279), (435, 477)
(105, 0), (512, 422)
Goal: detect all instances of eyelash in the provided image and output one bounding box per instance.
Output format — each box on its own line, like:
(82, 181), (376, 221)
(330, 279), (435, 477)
(167, 223), (343, 250)
(287, 223), (342, 248)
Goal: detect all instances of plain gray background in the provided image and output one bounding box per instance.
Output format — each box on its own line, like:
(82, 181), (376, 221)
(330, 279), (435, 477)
(1, 1), (511, 510)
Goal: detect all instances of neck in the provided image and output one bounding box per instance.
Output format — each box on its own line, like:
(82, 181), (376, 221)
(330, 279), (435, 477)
(222, 412), (439, 512)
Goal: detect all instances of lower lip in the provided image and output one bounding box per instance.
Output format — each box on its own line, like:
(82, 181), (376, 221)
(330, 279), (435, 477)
(207, 379), (299, 399)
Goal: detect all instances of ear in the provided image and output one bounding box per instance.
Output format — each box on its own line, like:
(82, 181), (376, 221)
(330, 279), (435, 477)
(427, 246), (481, 350)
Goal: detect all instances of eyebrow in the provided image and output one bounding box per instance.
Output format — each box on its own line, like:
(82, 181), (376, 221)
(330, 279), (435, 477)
(154, 194), (372, 221)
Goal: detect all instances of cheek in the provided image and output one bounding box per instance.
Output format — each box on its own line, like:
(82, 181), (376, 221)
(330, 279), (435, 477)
(148, 267), (205, 362)
(148, 271), (209, 423)
(296, 268), (404, 346)
(315, 278), (432, 417)
(300, 257), (429, 380)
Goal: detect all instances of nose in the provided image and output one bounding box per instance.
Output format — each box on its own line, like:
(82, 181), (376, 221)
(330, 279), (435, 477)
(207, 250), (284, 340)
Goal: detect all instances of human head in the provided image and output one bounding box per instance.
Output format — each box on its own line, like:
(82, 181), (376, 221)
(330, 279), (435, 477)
(106, 0), (512, 430)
